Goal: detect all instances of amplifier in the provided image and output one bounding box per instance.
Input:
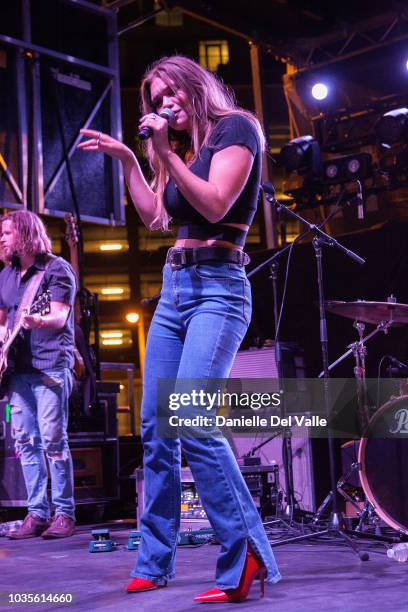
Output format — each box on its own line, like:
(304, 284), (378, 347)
(227, 345), (322, 512)
(0, 394), (119, 506)
(240, 465), (280, 518)
(134, 464), (280, 527)
(229, 345), (305, 379)
(134, 467), (210, 530)
(0, 399), (27, 506)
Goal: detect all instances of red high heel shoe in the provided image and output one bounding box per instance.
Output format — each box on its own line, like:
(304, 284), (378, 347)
(125, 578), (167, 593)
(194, 547), (266, 603)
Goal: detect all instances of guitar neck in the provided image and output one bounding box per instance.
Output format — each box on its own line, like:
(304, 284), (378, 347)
(3, 321), (23, 354)
(68, 245), (82, 288)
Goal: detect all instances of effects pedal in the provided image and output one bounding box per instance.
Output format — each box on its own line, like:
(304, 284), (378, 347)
(127, 530), (142, 550)
(88, 528), (113, 553)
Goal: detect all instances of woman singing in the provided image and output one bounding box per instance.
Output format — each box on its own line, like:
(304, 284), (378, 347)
(78, 55), (281, 603)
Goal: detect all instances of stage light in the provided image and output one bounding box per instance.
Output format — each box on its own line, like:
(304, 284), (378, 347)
(322, 153), (372, 184)
(279, 135), (321, 174)
(311, 83), (328, 101)
(101, 331), (123, 339)
(325, 163), (339, 180)
(101, 287), (124, 295)
(99, 243), (123, 252)
(126, 312), (140, 324)
(375, 108), (408, 147)
(102, 339), (123, 346)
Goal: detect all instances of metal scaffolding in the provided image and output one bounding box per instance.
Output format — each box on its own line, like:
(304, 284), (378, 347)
(0, 0), (124, 225)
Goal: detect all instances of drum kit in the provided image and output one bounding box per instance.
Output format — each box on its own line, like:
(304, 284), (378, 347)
(324, 296), (408, 537)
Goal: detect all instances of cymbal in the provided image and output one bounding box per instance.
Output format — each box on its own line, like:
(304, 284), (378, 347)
(325, 300), (408, 325)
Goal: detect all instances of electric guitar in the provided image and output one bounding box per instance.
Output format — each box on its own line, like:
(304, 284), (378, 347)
(0, 290), (51, 384)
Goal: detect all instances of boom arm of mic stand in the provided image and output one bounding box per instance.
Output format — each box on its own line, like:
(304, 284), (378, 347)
(248, 186), (358, 280)
(266, 196), (365, 267)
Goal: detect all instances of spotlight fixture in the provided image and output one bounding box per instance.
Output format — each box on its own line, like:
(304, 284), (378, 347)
(279, 135), (321, 174)
(375, 108), (408, 147)
(322, 153), (372, 184)
(126, 312), (140, 324)
(311, 83), (328, 101)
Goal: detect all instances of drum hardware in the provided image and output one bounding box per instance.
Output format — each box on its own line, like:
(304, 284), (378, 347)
(321, 296), (407, 432)
(351, 321), (370, 432)
(324, 296), (408, 326)
(318, 298), (408, 543)
(312, 454), (403, 543)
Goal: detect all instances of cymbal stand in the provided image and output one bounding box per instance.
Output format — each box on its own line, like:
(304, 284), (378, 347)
(318, 320), (393, 379)
(352, 321), (370, 432)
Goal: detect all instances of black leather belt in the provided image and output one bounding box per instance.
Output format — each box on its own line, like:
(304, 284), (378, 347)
(166, 247), (250, 271)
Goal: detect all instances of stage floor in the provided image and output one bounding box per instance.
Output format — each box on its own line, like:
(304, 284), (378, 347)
(1, 525), (407, 611)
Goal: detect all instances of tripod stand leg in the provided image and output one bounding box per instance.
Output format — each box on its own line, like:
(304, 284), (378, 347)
(337, 529), (369, 561)
(271, 529), (329, 547)
(312, 490), (334, 524)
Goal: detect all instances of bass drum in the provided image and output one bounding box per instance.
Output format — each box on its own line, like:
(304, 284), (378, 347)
(358, 395), (408, 534)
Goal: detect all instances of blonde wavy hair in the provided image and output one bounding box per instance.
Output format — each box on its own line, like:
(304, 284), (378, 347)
(1, 210), (52, 263)
(140, 55), (265, 230)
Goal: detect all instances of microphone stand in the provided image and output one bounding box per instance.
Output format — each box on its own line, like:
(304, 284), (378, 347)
(260, 185), (370, 560)
(247, 186), (349, 525)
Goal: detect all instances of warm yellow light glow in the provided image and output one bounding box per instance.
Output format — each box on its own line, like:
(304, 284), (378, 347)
(101, 287), (124, 295)
(99, 243), (123, 252)
(102, 339), (123, 346)
(126, 312), (140, 324)
(101, 331), (123, 339)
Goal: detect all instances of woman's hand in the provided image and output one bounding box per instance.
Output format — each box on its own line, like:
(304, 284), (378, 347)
(138, 113), (172, 159)
(77, 129), (133, 163)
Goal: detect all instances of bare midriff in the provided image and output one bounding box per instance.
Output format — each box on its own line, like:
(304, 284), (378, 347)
(173, 222), (249, 250)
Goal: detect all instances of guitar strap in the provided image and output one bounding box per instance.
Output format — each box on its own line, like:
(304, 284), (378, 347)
(12, 260), (52, 332)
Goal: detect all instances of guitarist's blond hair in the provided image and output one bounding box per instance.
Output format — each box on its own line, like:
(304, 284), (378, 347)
(0, 211), (52, 262)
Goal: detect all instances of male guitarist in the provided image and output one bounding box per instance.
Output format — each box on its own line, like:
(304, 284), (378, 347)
(0, 211), (77, 539)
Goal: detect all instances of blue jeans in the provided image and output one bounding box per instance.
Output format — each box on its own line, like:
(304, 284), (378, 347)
(132, 261), (281, 589)
(9, 369), (75, 520)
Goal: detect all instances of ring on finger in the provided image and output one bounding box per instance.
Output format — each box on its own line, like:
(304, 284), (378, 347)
(96, 132), (101, 147)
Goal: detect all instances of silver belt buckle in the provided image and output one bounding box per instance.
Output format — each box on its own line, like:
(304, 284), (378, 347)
(243, 252), (250, 266)
(170, 249), (187, 271)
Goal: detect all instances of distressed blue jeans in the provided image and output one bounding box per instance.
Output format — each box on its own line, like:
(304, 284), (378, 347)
(132, 261), (281, 589)
(9, 369), (75, 520)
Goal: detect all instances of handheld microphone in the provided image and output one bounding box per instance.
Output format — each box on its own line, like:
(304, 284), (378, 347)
(138, 109), (175, 141)
(356, 180), (364, 220)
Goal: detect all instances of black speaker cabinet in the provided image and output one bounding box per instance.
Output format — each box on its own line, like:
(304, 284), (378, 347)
(0, 399), (28, 506)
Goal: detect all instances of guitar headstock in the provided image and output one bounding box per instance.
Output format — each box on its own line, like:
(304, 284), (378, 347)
(30, 290), (51, 317)
(64, 212), (79, 248)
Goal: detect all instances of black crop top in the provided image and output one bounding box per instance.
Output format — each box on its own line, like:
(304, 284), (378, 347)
(164, 114), (261, 247)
